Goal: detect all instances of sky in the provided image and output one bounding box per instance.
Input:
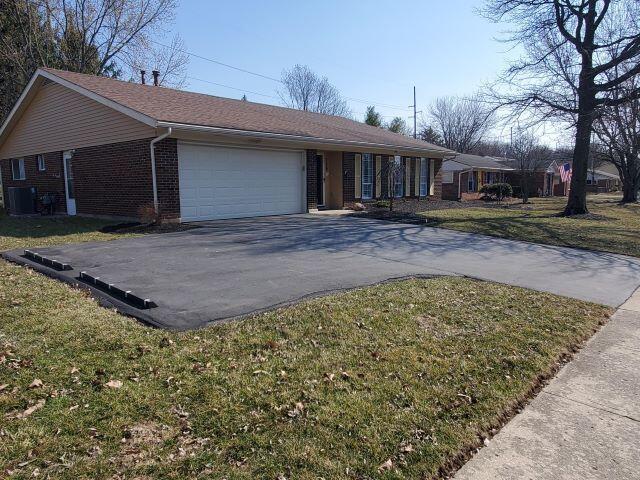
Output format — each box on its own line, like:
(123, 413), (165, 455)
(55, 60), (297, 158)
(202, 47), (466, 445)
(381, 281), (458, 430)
(169, 0), (522, 143)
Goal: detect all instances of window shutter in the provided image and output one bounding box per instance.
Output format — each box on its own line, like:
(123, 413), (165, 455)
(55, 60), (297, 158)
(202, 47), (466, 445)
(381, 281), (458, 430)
(405, 158), (411, 197)
(375, 156), (382, 198)
(429, 159), (435, 195)
(414, 159), (420, 197)
(354, 154), (362, 199)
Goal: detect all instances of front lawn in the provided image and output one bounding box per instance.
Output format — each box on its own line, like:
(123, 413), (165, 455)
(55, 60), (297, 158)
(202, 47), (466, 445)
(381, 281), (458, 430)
(0, 215), (611, 479)
(422, 194), (640, 257)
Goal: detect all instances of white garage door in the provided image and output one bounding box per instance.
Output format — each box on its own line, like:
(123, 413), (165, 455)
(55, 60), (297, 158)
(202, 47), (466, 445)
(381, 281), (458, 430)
(178, 143), (305, 221)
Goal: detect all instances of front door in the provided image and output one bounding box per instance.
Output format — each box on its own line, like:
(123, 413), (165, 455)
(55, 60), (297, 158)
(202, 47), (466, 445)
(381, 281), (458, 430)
(316, 154), (325, 206)
(63, 150), (76, 215)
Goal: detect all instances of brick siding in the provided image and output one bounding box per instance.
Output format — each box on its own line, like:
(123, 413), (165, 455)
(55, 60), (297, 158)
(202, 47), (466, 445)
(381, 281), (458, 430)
(1, 152), (67, 213)
(2, 137), (179, 220)
(432, 159), (443, 200)
(306, 149), (317, 210)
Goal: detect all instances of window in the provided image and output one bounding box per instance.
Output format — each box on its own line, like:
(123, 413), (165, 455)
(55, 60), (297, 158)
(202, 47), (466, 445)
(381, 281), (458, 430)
(419, 158), (428, 196)
(11, 158), (25, 180)
(468, 171), (476, 192)
(393, 156), (403, 198)
(37, 154), (45, 171)
(485, 172), (496, 184)
(442, 171), (454, 184)
(361, 153), (373, 199)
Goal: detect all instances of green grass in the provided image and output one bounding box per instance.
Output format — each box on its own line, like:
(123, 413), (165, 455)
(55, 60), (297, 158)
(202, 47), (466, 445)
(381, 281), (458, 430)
(422, 194), (640, 257)
(0, 215), (612, 479)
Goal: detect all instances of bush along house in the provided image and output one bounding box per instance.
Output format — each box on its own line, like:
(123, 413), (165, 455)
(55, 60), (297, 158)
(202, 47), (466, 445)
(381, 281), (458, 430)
(0, 68), (454, 222)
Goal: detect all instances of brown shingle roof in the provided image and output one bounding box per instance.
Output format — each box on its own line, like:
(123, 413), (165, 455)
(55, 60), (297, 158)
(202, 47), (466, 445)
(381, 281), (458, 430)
(42, 68), (452, 155)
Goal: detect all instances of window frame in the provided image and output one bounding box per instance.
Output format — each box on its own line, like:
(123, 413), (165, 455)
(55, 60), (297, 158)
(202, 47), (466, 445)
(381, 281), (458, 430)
(442, 171), (454, 184)
(468, 171), (476, 192)
(37, 154), (46, 171)
(419, 158), (428, 196)
(11, 158), (26, 180)
(361, 153), (373, 200)
(393, 156), (404, 198)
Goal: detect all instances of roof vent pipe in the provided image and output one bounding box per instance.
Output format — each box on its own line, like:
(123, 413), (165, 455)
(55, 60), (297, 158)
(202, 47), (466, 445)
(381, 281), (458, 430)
(140, 70), (146, 84)
(152, 70), (160, 86)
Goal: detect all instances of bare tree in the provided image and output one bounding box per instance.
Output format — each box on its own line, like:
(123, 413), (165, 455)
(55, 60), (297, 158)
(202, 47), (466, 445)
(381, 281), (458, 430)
(127, 34), (188, 87)
(0, 0), (186, 121)
(594, 73), (640, 202)
(279, 64), (351, 117)
(378, 156), (406, 212)
(472, 139), (511, 158)
(482, 0), (640, 215)
(509, 130), (552, 203)
(428, 95), (494, 153)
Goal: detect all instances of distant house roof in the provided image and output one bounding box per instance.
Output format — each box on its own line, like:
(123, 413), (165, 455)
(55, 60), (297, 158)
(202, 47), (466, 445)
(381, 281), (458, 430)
(443, 153), (514, 171)
(493, 156), (559, 173)
(591, 169), (620, 180)
(0, 68), (455, 157)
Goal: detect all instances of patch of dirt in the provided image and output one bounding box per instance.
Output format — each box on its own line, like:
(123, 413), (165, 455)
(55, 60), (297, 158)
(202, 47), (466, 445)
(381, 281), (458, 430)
(113, 421), (174, 468)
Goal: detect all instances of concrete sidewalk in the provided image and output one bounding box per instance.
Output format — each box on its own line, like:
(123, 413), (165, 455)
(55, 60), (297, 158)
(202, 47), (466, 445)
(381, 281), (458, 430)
(454, 289), (640, 480)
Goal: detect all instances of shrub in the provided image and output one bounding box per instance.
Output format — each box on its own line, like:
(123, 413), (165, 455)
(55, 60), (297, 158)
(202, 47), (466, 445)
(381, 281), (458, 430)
(511, 185), (522, 198)
(373, 200), (390, 209)
(137, 204), (161, 225)
(479, 183), (513, 200)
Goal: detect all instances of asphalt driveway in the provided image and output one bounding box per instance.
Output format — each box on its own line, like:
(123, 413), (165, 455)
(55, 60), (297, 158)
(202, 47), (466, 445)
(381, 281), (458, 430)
(5, 215), (640, 330)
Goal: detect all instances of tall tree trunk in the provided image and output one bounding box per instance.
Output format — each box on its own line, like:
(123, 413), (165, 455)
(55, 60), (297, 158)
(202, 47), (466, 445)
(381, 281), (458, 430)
(621, 155), (639, 203)
(564, 111), (593, 215)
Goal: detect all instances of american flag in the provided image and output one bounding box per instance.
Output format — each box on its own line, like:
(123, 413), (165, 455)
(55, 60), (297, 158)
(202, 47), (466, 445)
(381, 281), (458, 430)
(559, 162), (572, 183)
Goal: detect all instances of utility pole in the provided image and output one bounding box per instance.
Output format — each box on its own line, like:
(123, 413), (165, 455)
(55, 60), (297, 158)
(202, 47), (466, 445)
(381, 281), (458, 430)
(409, 86), (421, 139)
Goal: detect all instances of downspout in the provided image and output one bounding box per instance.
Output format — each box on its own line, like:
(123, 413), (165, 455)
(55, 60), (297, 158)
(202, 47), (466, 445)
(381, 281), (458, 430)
(150, 127), (172, 215)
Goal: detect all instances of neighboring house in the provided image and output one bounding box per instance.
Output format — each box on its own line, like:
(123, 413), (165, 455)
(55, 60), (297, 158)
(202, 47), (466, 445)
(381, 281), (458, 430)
(0, 68), (453, 222)
(587, 169), (621, 193)
(495, 157), (565, 197)
(441, 154), (513, 201)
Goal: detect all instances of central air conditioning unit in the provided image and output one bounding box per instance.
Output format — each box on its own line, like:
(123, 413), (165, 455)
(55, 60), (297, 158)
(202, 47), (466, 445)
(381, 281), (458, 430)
(7, 186), (37, 215)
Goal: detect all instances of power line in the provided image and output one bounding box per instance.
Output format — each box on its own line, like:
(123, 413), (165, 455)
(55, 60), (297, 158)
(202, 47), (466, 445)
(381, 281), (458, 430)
(152, 39), (412, 112)
(152, 40), (281, 83)
(187, 76), (279, 99)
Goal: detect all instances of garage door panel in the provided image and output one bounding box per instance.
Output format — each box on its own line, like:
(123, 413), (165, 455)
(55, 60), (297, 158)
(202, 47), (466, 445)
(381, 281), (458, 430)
(178, 143), (304, 221)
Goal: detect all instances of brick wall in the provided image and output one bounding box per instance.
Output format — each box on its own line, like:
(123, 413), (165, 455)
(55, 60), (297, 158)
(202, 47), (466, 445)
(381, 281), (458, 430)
(306, 149), (317, 211)
(2, 137), (180, 220)
(343, 154), (443, 206)
(432, 158), (443, 200)
(154, 138), (180, 219)
(1, 152), (67, 213)
(73, 137), (179, 220)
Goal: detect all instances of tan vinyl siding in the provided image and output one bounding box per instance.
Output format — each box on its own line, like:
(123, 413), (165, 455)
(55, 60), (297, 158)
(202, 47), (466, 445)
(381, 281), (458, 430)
(0, 81), (155, 159)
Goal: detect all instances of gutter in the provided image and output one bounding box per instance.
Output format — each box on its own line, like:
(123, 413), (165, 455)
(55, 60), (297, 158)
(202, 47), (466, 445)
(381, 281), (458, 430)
(150, 127), (172, 214)
(157, 121), (455, 158)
